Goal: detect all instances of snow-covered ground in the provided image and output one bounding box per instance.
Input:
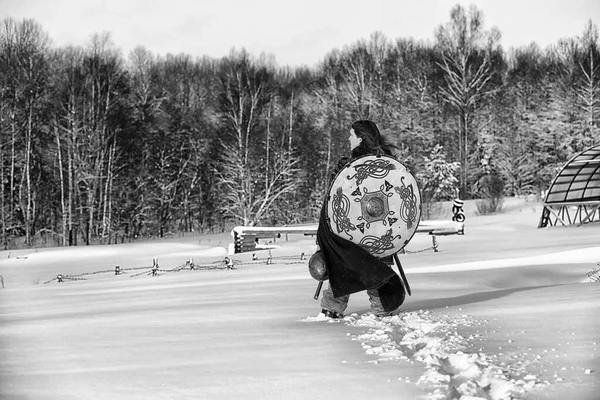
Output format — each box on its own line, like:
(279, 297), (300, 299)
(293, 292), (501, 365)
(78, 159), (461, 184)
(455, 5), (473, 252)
(1, 200), (598, 400)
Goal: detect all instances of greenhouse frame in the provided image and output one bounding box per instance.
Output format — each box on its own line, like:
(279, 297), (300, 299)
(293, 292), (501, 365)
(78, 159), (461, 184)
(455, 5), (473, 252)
(538, 144), (600, 228)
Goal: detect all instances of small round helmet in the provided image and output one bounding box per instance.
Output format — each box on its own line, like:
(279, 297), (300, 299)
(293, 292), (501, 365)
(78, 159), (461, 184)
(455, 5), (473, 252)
(308, 251), (328, 281)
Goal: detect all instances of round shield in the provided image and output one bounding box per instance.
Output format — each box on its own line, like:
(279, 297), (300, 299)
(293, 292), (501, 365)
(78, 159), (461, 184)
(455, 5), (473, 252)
(325, 154), (422, 258)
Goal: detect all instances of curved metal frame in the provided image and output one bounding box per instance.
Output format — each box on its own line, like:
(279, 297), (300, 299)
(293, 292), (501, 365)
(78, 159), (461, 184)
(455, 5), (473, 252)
(539, 144), (600, 228)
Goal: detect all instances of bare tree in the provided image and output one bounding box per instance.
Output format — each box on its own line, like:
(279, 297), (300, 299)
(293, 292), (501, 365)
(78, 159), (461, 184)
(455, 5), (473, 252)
(0, 18), (51, 245)
(435, 4), (501, 195)
(576, 20), (600, 146)
(313, 50), (347, 191)
(339, 32), (390, 120)
(51, 34), (126, 245)
(216, 49), (302, 226)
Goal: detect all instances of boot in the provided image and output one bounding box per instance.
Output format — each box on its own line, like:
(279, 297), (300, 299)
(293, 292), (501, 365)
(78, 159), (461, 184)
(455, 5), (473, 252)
(321, 309), (343, 319)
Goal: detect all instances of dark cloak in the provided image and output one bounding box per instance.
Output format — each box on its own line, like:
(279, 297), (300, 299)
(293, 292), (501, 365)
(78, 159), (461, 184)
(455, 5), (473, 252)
(316, 198), (406, 312)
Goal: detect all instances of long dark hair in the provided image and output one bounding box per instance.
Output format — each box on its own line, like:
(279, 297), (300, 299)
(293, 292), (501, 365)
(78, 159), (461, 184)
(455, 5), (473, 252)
(350, 120), (398, 159)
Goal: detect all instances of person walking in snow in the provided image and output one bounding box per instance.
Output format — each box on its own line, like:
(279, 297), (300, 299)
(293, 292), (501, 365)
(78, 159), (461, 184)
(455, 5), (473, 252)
(316, 120), (406, 319)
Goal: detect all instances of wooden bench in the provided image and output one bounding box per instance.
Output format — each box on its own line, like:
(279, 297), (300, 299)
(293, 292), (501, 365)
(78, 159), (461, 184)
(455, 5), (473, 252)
(231, 220), (464, 254)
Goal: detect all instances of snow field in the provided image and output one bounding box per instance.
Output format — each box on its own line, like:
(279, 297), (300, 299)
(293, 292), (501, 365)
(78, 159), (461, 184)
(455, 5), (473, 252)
(1, 204), (598, 399)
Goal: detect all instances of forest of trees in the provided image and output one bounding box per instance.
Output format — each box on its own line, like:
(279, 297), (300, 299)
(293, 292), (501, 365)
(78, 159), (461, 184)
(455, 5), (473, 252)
(0, 5), (599, 249)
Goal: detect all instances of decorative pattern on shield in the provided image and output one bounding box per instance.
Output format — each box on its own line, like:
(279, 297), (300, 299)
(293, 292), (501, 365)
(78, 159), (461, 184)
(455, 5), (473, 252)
(395, 177), (419, 230)
(330, 187), (356, 239)
(326, 155), (422, 258)
(347, 158), (396, 185)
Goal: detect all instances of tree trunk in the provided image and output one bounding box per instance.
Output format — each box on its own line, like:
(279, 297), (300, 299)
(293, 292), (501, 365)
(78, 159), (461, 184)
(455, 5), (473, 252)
(24, 100), (33, 245)
(10, 110), (16, 236)
(55, 123), (67, 246)
(288, 90), (294, 156)
(266, 99), (271, 190)
(68, 124), (75, 245)
(578, 48), (599, 147)
(0, 132), (5, 249)
(101, 144), (114, 243)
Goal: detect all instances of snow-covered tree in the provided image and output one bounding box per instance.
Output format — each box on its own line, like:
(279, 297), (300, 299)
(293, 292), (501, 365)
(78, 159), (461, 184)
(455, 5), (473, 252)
(417, 144), (460, 218)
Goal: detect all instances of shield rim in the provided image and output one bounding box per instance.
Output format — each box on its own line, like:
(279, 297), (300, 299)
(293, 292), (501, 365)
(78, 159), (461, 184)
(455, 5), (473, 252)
(324, 153), (422, 258)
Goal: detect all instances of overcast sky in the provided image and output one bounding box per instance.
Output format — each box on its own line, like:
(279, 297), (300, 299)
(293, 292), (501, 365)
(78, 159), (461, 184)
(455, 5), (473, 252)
(1, 0), (599, 68)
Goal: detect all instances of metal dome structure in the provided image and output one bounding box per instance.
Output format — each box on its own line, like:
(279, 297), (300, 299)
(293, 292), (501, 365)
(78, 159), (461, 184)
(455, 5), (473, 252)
(538, 144), (600, 228)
